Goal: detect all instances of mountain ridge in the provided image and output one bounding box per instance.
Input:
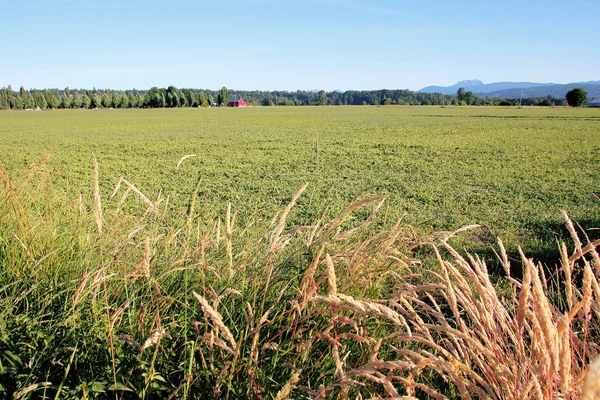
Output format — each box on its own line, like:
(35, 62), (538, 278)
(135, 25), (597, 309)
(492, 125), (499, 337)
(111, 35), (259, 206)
(419, 80), (556, 95)
(419, 80), (600, 98)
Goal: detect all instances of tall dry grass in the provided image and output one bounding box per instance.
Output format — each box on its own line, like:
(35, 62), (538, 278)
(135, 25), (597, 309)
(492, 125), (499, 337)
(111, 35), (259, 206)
(0, 158), (598, 399)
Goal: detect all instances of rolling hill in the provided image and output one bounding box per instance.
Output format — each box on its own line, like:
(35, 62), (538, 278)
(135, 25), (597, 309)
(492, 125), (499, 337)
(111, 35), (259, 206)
(419, 80), (600, 99)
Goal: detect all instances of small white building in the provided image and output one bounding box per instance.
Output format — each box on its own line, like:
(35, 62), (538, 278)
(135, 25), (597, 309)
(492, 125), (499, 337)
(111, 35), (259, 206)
(589, 98), (600, 107)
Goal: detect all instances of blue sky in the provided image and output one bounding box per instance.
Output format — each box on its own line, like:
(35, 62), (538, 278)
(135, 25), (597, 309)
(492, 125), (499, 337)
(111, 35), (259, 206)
(2, 0), (598, 91)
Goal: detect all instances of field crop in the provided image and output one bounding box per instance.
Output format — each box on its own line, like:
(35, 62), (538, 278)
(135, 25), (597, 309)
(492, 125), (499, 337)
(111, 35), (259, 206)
(1, 106), (599, 263)
(1, 106), (600, 399)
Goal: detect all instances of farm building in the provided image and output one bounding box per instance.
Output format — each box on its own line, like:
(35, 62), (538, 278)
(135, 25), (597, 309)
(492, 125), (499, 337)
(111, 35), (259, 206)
(589, 98), (600, 107)
(227, 97), (247, 107)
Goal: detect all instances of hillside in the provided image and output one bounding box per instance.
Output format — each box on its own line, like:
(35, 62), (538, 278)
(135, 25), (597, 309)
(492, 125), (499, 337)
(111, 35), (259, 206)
(482, 82), (600, 99)
(419, 79), (600, 99)
(419, 79), (554, 95)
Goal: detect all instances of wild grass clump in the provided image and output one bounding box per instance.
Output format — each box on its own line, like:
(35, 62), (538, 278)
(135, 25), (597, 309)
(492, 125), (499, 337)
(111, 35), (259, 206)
(0, 158), (598, 399)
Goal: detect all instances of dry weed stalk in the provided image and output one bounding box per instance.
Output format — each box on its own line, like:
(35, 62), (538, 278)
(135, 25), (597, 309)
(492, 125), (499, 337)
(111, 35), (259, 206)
(193, 291), (237, 351)
(306, 208), (599, 398)
(93, 157), (102, 235)
(274, 371), (301, 400)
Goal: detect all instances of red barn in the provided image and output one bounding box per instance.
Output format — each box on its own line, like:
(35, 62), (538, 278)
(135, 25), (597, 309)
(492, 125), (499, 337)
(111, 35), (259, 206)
(227, 97), (247, 107)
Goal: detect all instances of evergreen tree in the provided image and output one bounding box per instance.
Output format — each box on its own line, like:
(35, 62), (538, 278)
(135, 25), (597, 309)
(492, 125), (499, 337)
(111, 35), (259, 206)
(128, 92), (136, 108)
(143, 92), (152, 108)
(165, 86), (178, 107)
(178, 90), (188, 107)
(112, 92), (122, 108)
(102, 90), (112, 108)
(91, 94), (102, 108)
(61, 93), (72, 109)
(1, 87), (10, 110)
(7, 85), (14, 109)
(50, 89), (61, 109)
(43, 90), (52, 108)
(168, 91), (178, 107)
(17, 86), (28, 109)
(72, 94), (83, 108)
(120, 93), (129, 108)
(198, 91), (208, 107)
(63, 87), (72, 108)
(218, 86), (228, 106)
(37, 92), (48, 109)
(16, 91), (25, 109)
(25, 90), (35, 109)
(187, 90), (197, 107)
(82, 94), (92, 109)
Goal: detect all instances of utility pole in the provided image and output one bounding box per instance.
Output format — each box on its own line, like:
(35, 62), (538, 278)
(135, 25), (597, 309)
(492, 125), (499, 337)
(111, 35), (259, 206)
(520, 91), (523, 107)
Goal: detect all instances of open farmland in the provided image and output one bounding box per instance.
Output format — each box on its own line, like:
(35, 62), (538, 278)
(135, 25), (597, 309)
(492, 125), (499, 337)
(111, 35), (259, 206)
(1, 106), (600, 398)
(1, 106), (599, 261)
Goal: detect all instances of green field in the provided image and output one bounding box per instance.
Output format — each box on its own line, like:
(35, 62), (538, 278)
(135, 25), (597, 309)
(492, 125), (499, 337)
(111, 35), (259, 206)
(1, 106), (599, 262)
(2, 106), (600, 398)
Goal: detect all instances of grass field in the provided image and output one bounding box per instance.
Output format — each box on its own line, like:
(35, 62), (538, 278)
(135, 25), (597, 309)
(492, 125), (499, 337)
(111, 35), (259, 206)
(1, 106), (599, 263)
(1, 106), (600, 399)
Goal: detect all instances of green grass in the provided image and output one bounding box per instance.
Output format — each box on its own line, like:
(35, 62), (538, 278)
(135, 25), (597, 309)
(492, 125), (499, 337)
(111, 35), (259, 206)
(1, 106), (600, 398)
(1, 106), (599, 265)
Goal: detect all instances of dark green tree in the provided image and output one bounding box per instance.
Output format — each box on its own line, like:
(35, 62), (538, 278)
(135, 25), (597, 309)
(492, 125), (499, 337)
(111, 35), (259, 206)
(538, 96), (553, 106)
(566, 88), (588, 107)
(457, 87), (466, 103)
(218, 87), (228, 106)
(464, 91), (475, 105)
(317, 90), (327, 106)
(166, 86), (178, 108)
(7, 85), (14, 109)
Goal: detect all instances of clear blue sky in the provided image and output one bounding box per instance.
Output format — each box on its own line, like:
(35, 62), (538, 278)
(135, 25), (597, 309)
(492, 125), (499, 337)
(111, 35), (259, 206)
(2, 0), (598, 91)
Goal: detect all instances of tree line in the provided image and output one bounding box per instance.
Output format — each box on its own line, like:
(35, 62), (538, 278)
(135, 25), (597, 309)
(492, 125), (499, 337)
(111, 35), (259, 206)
(0, 85), (579, 110)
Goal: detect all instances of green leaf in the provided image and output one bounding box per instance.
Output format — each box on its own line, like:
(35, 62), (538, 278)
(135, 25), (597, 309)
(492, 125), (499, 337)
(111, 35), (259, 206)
(0, 350), (23, 369)
(90, 381), (106, 393)
(107, 382), (133, 392)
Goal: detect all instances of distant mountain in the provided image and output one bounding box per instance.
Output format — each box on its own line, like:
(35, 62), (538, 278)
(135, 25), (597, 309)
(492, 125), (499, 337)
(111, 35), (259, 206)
(419, 79), (555, 95)
(484, 82), (600, 99)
